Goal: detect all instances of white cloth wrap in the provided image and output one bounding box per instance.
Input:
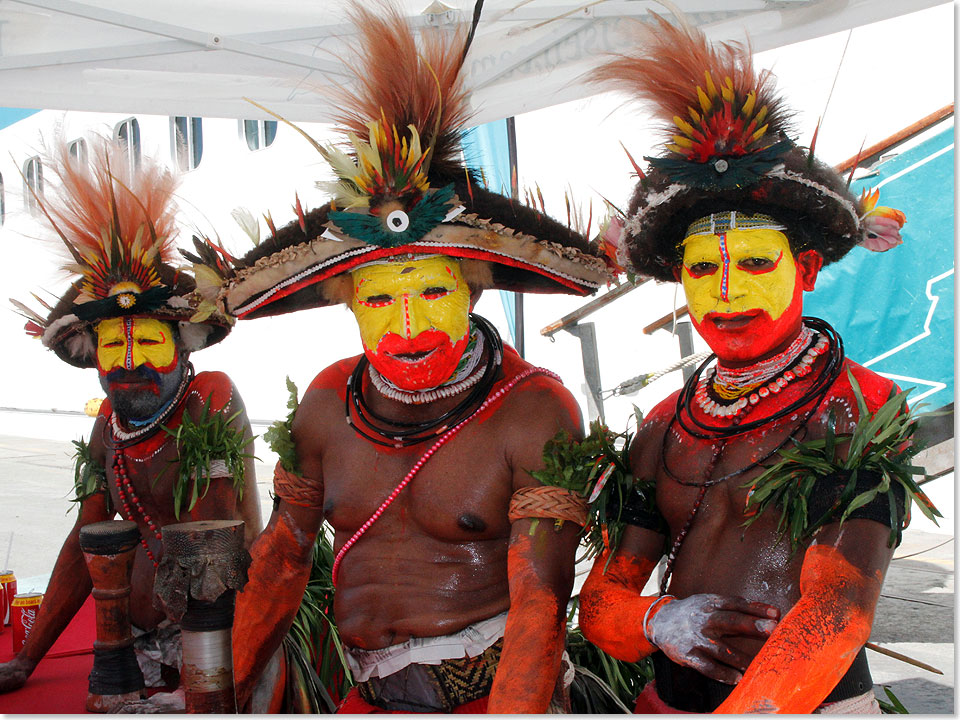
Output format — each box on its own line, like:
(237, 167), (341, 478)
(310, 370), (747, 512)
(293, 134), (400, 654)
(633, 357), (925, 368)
(816, 689), (882, 714)
(345, 611), (508, 683)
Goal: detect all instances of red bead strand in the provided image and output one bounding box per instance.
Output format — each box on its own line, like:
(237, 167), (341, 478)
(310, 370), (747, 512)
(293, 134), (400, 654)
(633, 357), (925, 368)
(112, 450), (161, 568)
(331, 367), (558, 586)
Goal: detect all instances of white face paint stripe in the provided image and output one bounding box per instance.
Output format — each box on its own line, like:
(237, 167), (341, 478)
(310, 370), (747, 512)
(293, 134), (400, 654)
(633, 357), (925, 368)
(124, 317), (134, 370)
(718, 233), (731, 303)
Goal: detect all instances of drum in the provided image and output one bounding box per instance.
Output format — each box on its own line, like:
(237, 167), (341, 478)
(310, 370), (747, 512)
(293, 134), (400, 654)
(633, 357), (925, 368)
(79, 519), (146, 712)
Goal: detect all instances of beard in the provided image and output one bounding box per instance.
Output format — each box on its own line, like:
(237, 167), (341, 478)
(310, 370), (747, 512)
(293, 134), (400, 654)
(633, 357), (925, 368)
(100, 357), (186, 423)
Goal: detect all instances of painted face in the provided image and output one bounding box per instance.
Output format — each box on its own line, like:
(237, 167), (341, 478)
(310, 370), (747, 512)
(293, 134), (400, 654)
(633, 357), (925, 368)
(351, 256), (471, 391)
(681, 228), (809, 363)
(96, 317), (177, 374)
(96, 317), (183, 422)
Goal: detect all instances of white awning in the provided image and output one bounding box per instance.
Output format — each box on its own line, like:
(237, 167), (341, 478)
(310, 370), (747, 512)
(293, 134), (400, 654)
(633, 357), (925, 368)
(0, 0), (948, 124)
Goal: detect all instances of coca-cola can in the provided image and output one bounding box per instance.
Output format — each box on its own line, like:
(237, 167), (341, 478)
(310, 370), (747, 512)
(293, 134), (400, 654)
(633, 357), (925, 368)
(0, 570), (15, 626)
(11, 592), (42, 652)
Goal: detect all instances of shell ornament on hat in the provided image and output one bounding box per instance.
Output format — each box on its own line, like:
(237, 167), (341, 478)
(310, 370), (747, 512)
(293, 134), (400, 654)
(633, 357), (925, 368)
(12, 138), (232, 368)
(200, 1), (613, 321)
(593, 14), (906, 282)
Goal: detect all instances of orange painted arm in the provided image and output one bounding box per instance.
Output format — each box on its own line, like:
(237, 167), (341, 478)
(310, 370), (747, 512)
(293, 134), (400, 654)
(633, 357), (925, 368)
(579, 549), (663, 661)
(232, 499), (323, 709)
(487, 522), (580, 714)
(714, 543), (883, 714)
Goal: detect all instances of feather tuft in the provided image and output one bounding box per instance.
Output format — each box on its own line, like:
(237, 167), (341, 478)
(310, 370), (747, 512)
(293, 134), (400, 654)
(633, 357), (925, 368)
(34, 135), (179, 300)
(593, 14), (792, 163)
(332, 1), (473, 180)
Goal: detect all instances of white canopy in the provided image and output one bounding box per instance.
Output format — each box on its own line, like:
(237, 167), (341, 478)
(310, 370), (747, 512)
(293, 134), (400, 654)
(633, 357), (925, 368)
(0, 0), (947, 124)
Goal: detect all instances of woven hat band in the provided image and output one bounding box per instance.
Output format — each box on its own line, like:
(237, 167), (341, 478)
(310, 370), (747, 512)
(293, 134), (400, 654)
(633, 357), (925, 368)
(684, 212), (787, 239)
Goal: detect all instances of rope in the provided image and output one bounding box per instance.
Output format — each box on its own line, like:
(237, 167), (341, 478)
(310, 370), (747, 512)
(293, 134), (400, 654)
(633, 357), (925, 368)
(605, 351), (711, 398)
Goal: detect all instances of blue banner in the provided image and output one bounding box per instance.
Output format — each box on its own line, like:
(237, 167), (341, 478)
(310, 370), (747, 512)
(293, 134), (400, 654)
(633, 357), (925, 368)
(805, 125), (954, 410)
(461, 119), (518, 345)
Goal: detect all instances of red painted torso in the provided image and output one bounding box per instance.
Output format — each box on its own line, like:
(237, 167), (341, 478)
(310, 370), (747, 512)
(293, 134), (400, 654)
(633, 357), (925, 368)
(634, 355), (894, 658)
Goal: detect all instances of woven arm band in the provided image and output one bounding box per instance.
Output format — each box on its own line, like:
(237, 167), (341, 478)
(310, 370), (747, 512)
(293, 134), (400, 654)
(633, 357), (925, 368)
(508, 485), (588, 527)
(273, 460), (324, 509)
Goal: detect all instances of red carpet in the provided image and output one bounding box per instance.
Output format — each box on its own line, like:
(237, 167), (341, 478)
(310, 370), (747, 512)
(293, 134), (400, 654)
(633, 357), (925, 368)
(0, 596), (96, 713)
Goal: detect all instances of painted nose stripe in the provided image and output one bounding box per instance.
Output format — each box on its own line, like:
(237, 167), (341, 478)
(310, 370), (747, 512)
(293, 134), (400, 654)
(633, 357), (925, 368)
(124, 317), (134, 370)
(718, 233), (731, 303)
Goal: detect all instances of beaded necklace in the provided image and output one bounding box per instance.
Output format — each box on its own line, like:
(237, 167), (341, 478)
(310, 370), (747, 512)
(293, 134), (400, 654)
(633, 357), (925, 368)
(332, 366), (559, 586)
(105, 363), (195, 567)
(368, 321), (486, 405)
(346, 314), (504, 448)
(675, 318), (844, 440)
(657, 318), (846, 594)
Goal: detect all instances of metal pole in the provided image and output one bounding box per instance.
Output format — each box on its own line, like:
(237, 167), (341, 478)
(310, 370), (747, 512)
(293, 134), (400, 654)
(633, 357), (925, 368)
(506, 116), (525, 357)
(676, 321), (695, 382)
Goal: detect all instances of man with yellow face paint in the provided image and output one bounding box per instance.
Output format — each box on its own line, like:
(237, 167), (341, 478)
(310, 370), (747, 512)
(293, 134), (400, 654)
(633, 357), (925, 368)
(204, 4), (617, 714)
(580, 18), (922, 716)
(0, 139), (262, 711)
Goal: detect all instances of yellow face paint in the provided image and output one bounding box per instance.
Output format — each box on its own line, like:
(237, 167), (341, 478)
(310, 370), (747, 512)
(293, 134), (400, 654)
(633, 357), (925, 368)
(350, 256), (471, 391)
(681, 228), (797, 323)
(351, 256), (470, 352)
(96, 317), (177, 374)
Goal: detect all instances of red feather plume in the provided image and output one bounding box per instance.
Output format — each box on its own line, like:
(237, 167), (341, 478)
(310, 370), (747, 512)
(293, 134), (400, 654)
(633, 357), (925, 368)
(593, 14), (792, 162)
(332, 1), (473, 179)
(39, 136), (179, 300)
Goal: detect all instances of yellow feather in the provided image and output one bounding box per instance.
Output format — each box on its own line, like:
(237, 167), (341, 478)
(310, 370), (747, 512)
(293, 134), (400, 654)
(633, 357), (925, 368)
(751, 124), (769, 142)
(741, 91), (757, 118)
(721, 86), (734, 103)
(673, 115), (696, 138)
(755, 106), (768, 125)
(672, 135), (694, 148)
(688, 107), (701, 123)
(697, 87), (712, 114)
(666, 143), (686, 154)
(704, 71), (718, 100)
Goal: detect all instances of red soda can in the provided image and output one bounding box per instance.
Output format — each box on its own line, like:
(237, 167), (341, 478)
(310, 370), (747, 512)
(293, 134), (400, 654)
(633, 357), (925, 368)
(0, 570), (15, 626)
(11, 592), (42, 652)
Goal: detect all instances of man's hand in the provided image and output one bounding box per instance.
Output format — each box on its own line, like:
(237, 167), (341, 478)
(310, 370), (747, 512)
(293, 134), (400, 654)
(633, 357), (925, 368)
(648, 594), (780, 684)
(0, 656), (35, 693)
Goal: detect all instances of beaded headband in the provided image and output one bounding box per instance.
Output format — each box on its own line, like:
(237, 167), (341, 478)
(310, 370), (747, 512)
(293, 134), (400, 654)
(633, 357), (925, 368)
(684, 212), (787, 240)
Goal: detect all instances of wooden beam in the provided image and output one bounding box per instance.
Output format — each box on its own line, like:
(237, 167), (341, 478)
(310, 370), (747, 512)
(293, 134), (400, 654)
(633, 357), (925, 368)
(836, 104), (954, 173)
(643, 305), (689, 335)
(540, 279), (646, 337)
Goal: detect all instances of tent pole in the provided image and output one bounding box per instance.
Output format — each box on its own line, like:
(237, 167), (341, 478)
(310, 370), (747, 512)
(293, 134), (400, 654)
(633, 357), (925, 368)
(506, 116), (524, 358)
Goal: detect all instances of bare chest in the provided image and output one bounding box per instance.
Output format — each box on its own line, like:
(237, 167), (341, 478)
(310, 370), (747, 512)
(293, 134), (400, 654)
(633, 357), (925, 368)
(320, 421), (515, 544)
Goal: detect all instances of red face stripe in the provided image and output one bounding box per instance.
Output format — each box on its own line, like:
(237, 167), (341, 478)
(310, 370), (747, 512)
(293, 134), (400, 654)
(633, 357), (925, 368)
(740, 251), (784, 275)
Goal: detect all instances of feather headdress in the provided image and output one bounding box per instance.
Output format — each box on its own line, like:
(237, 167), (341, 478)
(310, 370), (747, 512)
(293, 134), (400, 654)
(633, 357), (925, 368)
(14, 137), (231, 368)
(594, 14), (905, 280)
(213, 0), (612, 321)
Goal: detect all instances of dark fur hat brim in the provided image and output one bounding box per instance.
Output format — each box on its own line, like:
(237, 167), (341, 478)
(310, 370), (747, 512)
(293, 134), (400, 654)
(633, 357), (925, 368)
(622, 146), (863, 282)
(41, 266), (231, 369)
(225, 174), (610, 320)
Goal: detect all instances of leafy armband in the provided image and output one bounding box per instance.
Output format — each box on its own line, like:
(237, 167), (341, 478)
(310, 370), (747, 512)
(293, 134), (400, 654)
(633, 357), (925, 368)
(263, 376), (301, 474)
(743, 371), (942, 550)
(161, 396), (255, 520)
(527, 418), (640, 558)
(71, 437), (107, 506)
